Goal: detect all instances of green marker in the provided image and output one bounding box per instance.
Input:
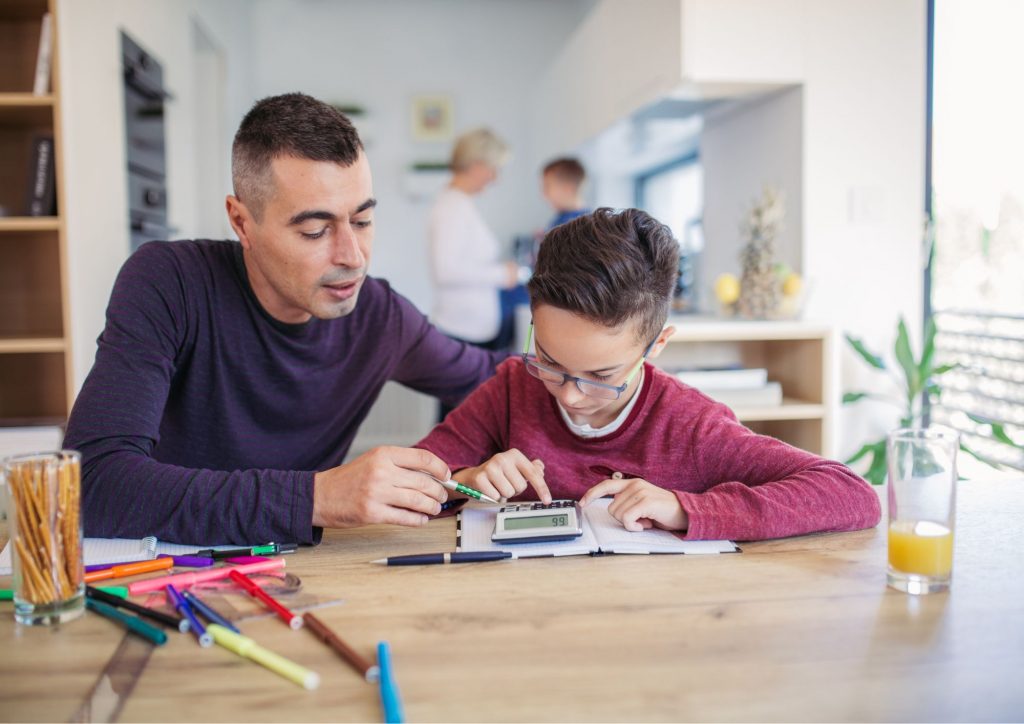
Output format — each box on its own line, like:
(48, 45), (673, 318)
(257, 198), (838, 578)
(86, 598), (167, 646)
(1, 585), (127, 601)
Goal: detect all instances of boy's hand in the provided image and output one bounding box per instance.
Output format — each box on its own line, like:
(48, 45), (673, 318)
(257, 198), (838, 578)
(452, 449), (552, 504)
(580, 478), (689, 533)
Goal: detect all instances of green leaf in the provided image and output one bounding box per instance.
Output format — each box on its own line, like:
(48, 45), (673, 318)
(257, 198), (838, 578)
(932, 363), (960, 376)
(843, 392), (870, 404)
(959, 441), (996, 466)
(864, 444), (888, 485)
(845, 441), (880, 465)
(919, 317), (937, 380)
(989, 422), (1022, 450)
(845, 334), (886, 370)
(894, 317), (921, 400)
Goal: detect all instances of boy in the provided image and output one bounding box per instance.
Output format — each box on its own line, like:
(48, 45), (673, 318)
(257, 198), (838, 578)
(541, 157), (591, 230)
(415, 208), (881, 540)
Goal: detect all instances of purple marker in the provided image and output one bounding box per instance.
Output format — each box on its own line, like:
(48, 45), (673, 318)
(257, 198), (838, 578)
(158, 554), (215, 568)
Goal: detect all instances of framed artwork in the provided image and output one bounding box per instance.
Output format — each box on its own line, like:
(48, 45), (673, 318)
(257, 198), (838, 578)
(411, 95), (454, 142)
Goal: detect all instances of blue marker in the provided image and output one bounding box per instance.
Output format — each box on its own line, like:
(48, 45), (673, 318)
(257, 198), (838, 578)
(182, 590), (240, 634)
(377, 641), (405, 723)
(167, 584), (213, 647)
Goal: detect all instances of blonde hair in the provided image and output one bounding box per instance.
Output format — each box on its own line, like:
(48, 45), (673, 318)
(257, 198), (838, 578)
(450, 128), (510, 172)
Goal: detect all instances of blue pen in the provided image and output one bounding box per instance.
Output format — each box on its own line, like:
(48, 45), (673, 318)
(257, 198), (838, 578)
(167, 584), (213, 647)
(182, 590), (240, 633)
(377, 641), (404, 724)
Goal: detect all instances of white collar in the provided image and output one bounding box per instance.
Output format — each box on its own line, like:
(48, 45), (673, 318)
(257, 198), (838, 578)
(558, 368), (644, 439)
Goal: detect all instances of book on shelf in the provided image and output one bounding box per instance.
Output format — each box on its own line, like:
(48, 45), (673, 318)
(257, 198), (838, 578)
(702, 382), (784, 409)
(25, 134), (56, 216)
(32, 12), (53, 96)
(675, 367), (768, 390)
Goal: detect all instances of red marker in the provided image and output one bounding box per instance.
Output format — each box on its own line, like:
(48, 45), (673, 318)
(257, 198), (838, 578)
(227, 569), (303, 630)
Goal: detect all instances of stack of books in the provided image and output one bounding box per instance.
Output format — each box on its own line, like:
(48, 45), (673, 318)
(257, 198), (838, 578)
(674, 367), (783, 409)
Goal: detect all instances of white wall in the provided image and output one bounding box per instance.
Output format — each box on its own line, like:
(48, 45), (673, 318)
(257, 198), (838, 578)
(535, 0), (926, 459)
(58, 0), (254, 392)
(700, 86), (803, 309)
(248, 0), (593, 315)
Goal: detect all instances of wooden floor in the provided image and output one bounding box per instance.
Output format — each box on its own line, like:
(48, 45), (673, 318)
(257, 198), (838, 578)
(1, 479), (1022, 722)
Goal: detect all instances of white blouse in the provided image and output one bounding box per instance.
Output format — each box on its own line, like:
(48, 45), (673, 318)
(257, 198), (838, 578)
(428, 187), (507, 342)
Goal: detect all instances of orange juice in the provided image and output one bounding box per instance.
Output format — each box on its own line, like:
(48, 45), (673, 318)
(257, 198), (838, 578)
(888, 520), (954, 577)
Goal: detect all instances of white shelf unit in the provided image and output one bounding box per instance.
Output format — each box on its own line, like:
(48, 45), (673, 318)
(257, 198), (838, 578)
(657, 317), (837, 458)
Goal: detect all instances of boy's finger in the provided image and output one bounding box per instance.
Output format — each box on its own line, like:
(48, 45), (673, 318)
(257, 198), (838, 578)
(616, 499), (653, 532)
(527, 459), (552, 504)
(497, 457), (530, 496)
(579, 478), (629, 506)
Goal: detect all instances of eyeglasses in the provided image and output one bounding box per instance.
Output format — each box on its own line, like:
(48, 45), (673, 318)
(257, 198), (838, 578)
(520, 323), (658, 401)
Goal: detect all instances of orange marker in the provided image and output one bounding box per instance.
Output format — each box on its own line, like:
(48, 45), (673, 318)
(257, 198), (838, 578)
(84, 557), (174, 583)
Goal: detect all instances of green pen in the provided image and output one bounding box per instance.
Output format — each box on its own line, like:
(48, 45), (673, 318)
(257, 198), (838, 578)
(86, 598), (168, 646)
(428, 475), (500, 505)
(197, 543), (298, 559)
(1, 585), (127, 601)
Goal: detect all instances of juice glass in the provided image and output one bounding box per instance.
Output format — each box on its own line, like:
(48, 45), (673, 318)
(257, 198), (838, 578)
(886, 428), (958, 594)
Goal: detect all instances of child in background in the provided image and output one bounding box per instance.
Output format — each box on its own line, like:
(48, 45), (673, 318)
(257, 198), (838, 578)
(415, 208), (880, 541)
(541, 157), (591, 230)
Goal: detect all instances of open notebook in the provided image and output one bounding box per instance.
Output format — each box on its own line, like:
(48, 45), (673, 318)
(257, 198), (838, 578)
(457, 498), (739, 558)
(0, 537), (234, 575)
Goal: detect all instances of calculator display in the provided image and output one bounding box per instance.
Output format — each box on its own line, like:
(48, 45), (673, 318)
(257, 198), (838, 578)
(502, 514), (570, 530)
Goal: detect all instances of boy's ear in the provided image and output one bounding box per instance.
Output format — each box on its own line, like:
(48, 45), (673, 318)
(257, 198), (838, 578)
(647, 325), (677, 360)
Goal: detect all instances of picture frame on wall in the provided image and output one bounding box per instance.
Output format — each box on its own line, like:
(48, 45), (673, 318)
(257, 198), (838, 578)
(411, 95), (454, 142)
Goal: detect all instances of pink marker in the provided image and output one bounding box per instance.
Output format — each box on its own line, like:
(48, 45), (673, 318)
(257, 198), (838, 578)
(128, 558), (286, 595)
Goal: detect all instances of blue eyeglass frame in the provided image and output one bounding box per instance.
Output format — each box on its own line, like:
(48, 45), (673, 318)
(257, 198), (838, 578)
(520, 323), (659, 400)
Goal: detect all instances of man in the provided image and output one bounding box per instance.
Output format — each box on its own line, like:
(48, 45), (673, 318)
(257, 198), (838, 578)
(64, 93), (504, 545)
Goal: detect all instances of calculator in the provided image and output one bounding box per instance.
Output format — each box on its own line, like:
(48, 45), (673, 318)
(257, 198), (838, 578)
(491, 500), (584, 544)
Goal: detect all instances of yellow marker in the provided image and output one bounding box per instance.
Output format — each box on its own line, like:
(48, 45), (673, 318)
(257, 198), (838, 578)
(207, 623), (320, 690)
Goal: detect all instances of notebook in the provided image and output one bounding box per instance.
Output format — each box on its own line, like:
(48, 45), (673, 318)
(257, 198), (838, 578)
(0, 537), (234, 575)
(457, 498), (739, 558)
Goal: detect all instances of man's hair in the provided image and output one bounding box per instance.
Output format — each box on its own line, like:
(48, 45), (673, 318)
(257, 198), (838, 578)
(528, 208), (679, 344)
(450, 128), (509, 172)
(232, 93), (363, 219)
(542, 157), (586, 188)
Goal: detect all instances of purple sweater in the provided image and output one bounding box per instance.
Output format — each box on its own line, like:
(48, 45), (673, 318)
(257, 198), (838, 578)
(64, 240), (502, 545)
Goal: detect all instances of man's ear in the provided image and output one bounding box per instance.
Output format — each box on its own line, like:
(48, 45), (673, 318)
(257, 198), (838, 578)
(647, 325), (677, 360)
(226, 195), (254, 249)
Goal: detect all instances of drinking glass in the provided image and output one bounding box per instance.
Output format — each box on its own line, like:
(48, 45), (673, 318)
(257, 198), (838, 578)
(4, 450), (85, 624)
(886, 428), (958, 594)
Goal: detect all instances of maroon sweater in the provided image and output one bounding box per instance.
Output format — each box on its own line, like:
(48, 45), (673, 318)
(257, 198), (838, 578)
(416, 358), (881, 541)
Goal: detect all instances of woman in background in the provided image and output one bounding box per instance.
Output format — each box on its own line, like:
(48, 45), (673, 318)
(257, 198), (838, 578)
(429, 129), (520, 417)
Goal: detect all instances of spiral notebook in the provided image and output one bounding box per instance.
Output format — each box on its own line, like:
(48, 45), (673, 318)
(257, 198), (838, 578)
(0, 537), (233, 575)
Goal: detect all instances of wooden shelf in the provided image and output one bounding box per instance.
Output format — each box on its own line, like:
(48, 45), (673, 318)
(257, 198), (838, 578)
(0, 216), (58, 231)
(0, 0), (71, 426)
(655, 319), (837, 456)
(0, 94), (53, 126)
(0, 336), (65, 353)
(734, 398), (826, 422)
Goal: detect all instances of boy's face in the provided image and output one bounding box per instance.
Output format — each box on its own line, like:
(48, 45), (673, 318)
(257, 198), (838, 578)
(541, 172), (577, 211)
(530, 304), (673, 427)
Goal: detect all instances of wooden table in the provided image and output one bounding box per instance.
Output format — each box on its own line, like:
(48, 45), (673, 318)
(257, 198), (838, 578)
(2, 479), (1022, 722)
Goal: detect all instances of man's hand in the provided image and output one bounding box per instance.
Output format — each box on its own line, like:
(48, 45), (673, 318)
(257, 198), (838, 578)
(580, 478), (688, 533)
(312, 446), (451, 528)
(452, 449), (552, 504)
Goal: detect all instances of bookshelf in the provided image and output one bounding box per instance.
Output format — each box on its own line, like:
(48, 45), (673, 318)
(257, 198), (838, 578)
(0, 0), (71, 427)
(658, 318), (837, 457)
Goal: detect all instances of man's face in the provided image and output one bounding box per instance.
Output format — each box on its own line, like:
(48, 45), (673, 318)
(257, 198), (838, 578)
(530, 304), (654, 428)
(229, 152), (375, 323)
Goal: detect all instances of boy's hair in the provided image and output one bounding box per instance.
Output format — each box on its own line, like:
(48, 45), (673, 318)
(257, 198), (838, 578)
(542, 157), (586, 188)
(528, 208), (679, 345)
(450, 128), (510, 172)
(232, 93), (362, 220)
